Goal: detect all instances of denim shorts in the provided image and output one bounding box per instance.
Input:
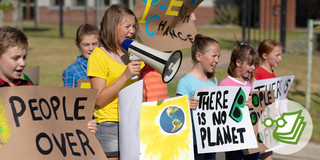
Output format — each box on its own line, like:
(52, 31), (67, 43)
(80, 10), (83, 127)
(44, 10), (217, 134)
(95, 121), (119, 157)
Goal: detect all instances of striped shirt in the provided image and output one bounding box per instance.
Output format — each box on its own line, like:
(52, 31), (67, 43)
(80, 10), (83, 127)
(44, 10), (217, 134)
(140, 64), (169, 102)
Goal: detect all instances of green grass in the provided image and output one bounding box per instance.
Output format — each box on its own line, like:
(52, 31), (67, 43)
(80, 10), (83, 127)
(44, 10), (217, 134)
(18, 22), (320, 142)
(23, 23), (80, 86)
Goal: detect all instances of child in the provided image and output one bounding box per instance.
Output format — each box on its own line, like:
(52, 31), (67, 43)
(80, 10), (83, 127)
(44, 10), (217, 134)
(0, 26), (98, 134)
(253, 40), (282, 160)
(62, 23), (100, 87)
(0, 26), (32, 87)
(219, 42), (260, 160)
(87, 4), (144, 160)
(253, 39), (282, 80)
(176, 34), (220, 160)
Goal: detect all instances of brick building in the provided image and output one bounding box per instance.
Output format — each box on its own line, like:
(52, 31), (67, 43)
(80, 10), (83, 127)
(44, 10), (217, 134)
(3, 0), (298, 30)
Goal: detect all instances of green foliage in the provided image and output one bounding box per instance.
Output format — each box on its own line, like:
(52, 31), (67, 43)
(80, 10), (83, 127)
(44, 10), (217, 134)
(211, 5), (240, 25)
(0, 0), (14, 12)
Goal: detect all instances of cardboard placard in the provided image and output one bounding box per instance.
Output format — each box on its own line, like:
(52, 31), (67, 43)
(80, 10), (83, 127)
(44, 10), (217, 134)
(193, 86), (258, 153)
(77, 79), (91, 89)
(245, 90), (276, 154)
(252, 75), (295, 101)
(21, 66), (40, 86)
(118, 80), (194, 159)
(0, 86), (107, 159)
(133, 0), (203, 51)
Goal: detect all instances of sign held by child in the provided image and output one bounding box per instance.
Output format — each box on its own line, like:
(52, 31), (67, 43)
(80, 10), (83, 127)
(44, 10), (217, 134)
(0, 86), (106, 159)
(193, 86), (257, 153)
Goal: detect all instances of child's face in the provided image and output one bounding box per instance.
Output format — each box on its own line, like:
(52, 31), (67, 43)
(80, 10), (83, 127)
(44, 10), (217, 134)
(238, 61), (255, 79)
(265, 46), (282, 68)
(117, 14), (136, 45)
(77, 34), (100, 60)
(0, 46), (27, 83)
(200, 44), (220, 73)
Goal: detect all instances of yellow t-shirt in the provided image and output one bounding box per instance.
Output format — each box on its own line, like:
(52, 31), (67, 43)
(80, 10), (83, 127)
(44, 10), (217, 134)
(87, 47), (144, 123)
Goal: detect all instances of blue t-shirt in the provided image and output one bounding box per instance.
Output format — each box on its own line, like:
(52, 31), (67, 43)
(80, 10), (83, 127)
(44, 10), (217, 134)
(176, 73), (218, 98)
(176, 73), (218, 153)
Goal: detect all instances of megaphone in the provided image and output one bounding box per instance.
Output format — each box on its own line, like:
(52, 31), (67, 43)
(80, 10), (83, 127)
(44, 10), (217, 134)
(121, 39), (182, 83)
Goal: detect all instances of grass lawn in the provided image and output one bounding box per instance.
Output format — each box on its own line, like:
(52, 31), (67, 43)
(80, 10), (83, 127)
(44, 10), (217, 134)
(18, 22), (320, 142)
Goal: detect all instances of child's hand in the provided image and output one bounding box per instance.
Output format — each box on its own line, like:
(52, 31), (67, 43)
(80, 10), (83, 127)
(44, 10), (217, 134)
(88, 120), (97, 134)
(125, 61), (141, 78)
(245, 95), (252, 107)
(189, 97), (199, 110)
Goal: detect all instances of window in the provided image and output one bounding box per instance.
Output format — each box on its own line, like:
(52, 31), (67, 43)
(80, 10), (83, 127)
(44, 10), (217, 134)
(52, 0), (64, 6)
(74, 0), (85, 6)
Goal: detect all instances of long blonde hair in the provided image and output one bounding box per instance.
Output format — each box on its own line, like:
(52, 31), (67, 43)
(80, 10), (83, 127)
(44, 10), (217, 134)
(100, 4), (138, 54)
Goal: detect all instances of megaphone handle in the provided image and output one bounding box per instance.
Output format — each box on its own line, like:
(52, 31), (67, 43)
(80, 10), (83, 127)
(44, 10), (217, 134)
(129, 54), (140, 80)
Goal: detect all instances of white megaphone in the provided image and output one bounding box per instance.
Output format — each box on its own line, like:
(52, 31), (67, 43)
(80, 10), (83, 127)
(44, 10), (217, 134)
(121, 39), (182, 83)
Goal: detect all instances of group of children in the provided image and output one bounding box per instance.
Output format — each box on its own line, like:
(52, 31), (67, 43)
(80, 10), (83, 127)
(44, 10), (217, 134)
(0, 4), (283, 160)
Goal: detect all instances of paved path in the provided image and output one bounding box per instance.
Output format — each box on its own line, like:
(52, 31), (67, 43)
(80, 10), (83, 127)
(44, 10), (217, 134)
(214, 141), (320, 160)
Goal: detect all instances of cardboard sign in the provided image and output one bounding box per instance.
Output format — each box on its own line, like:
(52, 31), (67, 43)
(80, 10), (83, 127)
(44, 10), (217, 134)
(193, 86), (258, 153)
(118, 81), (194, 159)
(77, 80), (91, 89)
(245, 90), (276, 154)
(0, 86), (107, 159)
(133, 0), (203, 51)
(140, 95), (193, 159)
(252, 75), (295, 101)
(21, 66), (40, 86)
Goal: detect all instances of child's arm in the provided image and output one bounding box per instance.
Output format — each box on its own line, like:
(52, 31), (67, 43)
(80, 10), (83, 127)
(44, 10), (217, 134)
(91, 61), (141, 108)
(176, 94), (198, 110)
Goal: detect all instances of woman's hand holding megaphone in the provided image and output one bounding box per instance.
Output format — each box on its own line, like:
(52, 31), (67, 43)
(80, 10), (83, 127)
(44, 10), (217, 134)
(124, 60), (141, 80)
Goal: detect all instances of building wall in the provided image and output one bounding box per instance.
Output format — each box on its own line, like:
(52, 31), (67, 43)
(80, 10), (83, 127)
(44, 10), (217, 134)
(37, 6), (97, 25)
(3, 0), (296, 29)
(193, 7), (215, 26)
(260, 0), (296, 31)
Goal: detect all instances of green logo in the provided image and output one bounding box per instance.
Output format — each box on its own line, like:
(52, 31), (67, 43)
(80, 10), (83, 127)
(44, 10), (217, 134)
(263, 110), (306, 145)
(258, 100), (313, 155)
(229, 88), (246, 122)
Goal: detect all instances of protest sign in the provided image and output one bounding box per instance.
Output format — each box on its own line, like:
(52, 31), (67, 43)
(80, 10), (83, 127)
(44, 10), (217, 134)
(133, 0), (202, 51)
(245, 90), (276, 154)
(0, 86), (106, 159)
(252, 75), (295, 101)
(140, 95), (193, 159)
(21, 65), (39, 86)
(193, 86), (257, 153)
(118, 82), (194, 160)
(77, 79), (91, 89)
(118, 80), (143, 160)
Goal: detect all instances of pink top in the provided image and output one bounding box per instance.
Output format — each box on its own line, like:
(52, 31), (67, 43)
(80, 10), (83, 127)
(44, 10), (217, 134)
(219, 76), (252, 91)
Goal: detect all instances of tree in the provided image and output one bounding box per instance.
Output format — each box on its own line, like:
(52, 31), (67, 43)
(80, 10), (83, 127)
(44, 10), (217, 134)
(0, 0), (14, 27)
(12, 0), (21, 28)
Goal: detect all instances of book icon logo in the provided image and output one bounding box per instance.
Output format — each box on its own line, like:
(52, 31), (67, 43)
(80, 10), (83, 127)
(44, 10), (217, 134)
(263, 110), (306, 145)
(258, 100), (313, 155)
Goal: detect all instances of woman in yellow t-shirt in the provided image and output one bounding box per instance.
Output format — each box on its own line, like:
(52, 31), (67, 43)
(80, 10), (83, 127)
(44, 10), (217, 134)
(87, 4), (143, 160)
